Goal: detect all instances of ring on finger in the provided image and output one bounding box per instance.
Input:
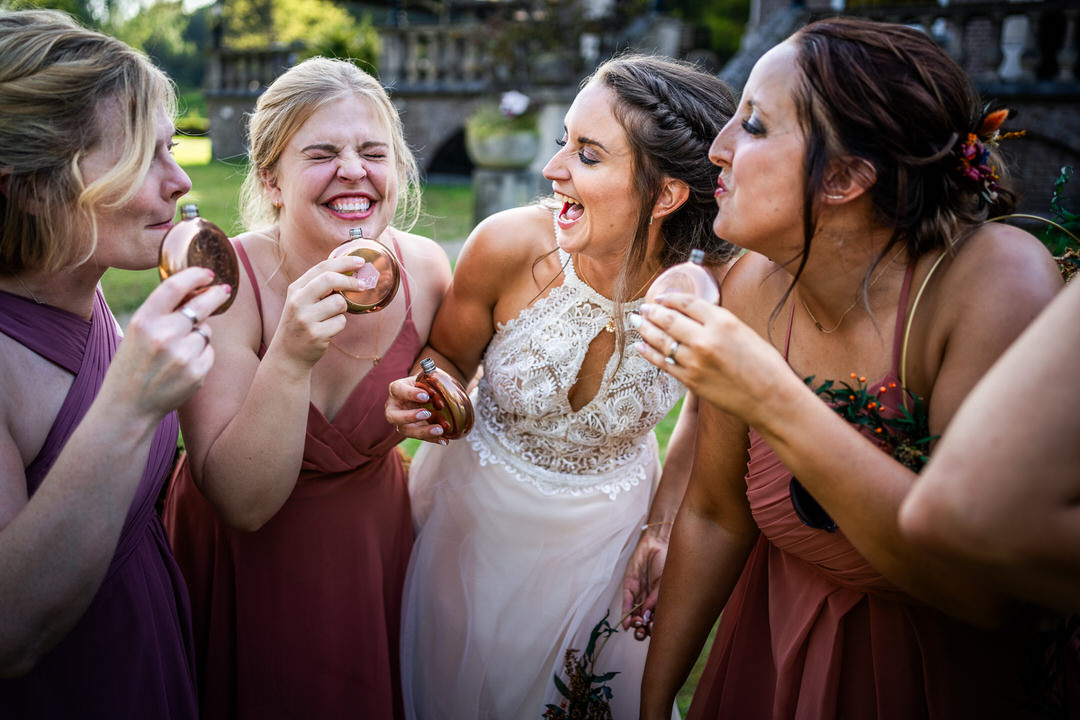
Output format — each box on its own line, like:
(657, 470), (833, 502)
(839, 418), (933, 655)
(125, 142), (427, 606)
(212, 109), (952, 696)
(664, 339), (680, 366)
(194, 325), (211, 345)
(180, 306), (199, 328)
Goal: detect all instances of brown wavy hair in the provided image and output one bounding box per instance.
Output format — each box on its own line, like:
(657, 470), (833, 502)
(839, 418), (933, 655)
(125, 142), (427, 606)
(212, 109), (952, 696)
(786, 17), (1018, 287)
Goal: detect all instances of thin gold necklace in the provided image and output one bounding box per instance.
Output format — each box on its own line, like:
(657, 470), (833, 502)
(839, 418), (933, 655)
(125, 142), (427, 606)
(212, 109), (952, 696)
(279, 250), (383, 364)
(799, 246), (905, 334)
(575, 255), (659, 333)
(15, 276), (45, 305)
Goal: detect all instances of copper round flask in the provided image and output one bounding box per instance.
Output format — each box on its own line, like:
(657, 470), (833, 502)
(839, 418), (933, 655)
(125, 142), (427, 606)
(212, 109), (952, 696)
(415, 357), (475, 439)
(158, 204), (240, 314)
(327, 227), (400, 314)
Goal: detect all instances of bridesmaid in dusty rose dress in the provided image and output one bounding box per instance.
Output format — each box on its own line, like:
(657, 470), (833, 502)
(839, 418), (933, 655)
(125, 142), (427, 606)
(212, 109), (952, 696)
(163, 57), (451, 720)
(0, 9), (229, 718)
(636, 17), (1066, 720)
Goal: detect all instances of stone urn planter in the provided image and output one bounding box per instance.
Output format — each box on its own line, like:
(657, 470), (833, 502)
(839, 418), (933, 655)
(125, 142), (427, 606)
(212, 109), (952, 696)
(465, 128), (541, 170)
(464, 92), (541, 170)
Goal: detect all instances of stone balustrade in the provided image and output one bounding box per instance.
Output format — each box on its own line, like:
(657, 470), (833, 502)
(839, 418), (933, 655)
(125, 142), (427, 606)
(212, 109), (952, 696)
(805, 0), (1079, 91)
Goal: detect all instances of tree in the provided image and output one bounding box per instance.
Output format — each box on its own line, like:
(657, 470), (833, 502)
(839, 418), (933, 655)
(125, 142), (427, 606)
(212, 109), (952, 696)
(223, 0), (379, 68)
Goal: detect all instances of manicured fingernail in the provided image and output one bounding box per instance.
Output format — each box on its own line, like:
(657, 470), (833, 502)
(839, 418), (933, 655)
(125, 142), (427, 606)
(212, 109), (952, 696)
(416, 410), (431, 420)
(633, 341), (646, 355)
(640, 303), (654, 316)
(430, 426), (443, 436)
(643, 609), (652, 622)
(628, 312), (642, 329)
(221, 284), (232, 295)
(439, 439), (449, 446)
(416, 392), (430, 402)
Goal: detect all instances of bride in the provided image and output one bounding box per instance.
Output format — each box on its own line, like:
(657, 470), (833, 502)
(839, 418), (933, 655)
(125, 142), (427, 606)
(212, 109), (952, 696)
(385, 54), (736, 719)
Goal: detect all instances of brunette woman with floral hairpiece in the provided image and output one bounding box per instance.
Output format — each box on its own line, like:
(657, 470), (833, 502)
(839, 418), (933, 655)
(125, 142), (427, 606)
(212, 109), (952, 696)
(635, 17), (1065, 720)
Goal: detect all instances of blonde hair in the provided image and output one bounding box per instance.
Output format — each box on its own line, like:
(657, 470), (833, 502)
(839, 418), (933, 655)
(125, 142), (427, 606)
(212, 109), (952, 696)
(239, 57), (421, 233)
(0, 9), (176, 275)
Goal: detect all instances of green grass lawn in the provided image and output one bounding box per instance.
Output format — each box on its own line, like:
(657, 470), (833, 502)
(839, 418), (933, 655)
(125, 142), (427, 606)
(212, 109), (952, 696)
(104, 136), (714, 709)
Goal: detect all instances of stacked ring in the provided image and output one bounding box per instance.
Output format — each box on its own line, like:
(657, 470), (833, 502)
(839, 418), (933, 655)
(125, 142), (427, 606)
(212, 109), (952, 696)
(664, 339), (680, 366)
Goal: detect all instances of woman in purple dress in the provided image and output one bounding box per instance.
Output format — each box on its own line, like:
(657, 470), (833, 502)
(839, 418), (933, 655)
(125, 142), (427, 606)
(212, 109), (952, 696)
(0, 10), (229, 718)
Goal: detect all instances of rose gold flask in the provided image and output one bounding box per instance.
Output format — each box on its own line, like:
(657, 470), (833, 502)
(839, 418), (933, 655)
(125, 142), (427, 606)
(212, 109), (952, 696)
(644, 248), (720, 305)
(414, 357), (475, 439)
(327, 227), (400, 313)
(158, 203), (239, 314)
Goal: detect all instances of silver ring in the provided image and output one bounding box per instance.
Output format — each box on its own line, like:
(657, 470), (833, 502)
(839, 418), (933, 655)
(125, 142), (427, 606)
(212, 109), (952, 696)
(664, 339), (679, 366)
(194, 325), (210, 345)
(180, 306), (199, 328)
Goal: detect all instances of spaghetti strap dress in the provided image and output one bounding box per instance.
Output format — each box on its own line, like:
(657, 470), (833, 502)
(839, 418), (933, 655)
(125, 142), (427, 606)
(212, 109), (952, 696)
(0, 288), (197, 719)
(687, 263), (1043, 719)
(163, 239), (419, 720)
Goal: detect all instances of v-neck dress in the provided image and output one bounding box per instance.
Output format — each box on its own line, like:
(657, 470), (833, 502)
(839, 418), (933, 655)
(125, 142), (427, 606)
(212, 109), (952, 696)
(163, 241), (420, 720)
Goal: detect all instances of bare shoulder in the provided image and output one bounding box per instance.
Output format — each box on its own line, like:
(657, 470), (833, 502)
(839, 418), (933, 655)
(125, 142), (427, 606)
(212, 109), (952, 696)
(207, 230), (269, 353)
(719, 251), (789, 329)
(459, 205), (556, 268)
(943, 221), (1062, 321)
(390, 228), (451, 278)
(454, 204), (559, 296)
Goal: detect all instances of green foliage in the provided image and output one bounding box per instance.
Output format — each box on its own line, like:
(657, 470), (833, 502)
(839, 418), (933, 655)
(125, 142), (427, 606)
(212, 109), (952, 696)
(661, 0), (750, 61)
(544, 610), (623, 720)
(1040, 166), (1080, 282)
(805, 374), (935, 472)
(5, 0), (98, 27)
(223, 0), (379, 67)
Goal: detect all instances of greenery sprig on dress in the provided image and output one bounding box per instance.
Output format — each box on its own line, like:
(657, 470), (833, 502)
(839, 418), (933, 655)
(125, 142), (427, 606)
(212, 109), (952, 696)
(806, 373), (936, 472)
(542, 608), (640, 720)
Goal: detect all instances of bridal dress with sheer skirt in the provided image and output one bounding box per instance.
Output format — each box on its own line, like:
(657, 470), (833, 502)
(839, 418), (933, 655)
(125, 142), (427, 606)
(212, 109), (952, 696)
(402, 249), (683, 720)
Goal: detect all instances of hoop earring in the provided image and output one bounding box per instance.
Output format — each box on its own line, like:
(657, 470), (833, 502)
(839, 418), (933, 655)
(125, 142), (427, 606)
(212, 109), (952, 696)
(824, 193), (844, 201)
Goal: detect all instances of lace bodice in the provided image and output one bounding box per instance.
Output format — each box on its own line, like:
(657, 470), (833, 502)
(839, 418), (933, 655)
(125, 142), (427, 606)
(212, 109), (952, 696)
(469, 249), (684, 500)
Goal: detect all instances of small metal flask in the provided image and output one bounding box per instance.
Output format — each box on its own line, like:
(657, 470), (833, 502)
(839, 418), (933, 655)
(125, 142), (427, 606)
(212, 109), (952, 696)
(327, 227), (401, 314)
(414, 357), (475, 439)
(158, 203), (240, 314)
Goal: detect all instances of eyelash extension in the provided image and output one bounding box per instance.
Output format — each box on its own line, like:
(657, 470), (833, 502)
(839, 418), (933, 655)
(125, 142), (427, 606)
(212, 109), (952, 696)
(742, 119), (765, 135)
(554, 137), (598, 165)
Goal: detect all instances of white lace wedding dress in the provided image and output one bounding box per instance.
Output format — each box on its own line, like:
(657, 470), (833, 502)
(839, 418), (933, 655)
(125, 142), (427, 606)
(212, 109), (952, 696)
(402, 249), (683, 720)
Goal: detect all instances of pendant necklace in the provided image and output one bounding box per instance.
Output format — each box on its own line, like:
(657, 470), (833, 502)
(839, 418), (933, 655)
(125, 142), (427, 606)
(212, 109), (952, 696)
(279, 249), (383, 364)
(800, 246), (904, 334)
(575, 255), (659, 333)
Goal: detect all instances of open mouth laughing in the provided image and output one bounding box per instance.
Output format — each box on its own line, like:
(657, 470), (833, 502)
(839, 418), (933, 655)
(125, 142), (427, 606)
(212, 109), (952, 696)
(554, 191), (583, 229)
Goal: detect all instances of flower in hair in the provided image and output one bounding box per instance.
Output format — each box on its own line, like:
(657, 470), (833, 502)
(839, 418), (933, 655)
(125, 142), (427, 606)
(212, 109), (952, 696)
(955, 107), (1025, 203)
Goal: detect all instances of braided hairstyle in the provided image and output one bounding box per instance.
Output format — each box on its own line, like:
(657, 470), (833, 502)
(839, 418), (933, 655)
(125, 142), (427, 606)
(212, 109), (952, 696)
(0, 9), (174, 275)
(789, 17), (1018, 282)
(588, 53), (738, 306)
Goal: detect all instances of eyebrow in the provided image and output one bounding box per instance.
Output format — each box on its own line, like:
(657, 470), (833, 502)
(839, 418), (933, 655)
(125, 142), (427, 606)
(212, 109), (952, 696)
(563, 127), (609, 154)
(300, 141), (389, 153)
